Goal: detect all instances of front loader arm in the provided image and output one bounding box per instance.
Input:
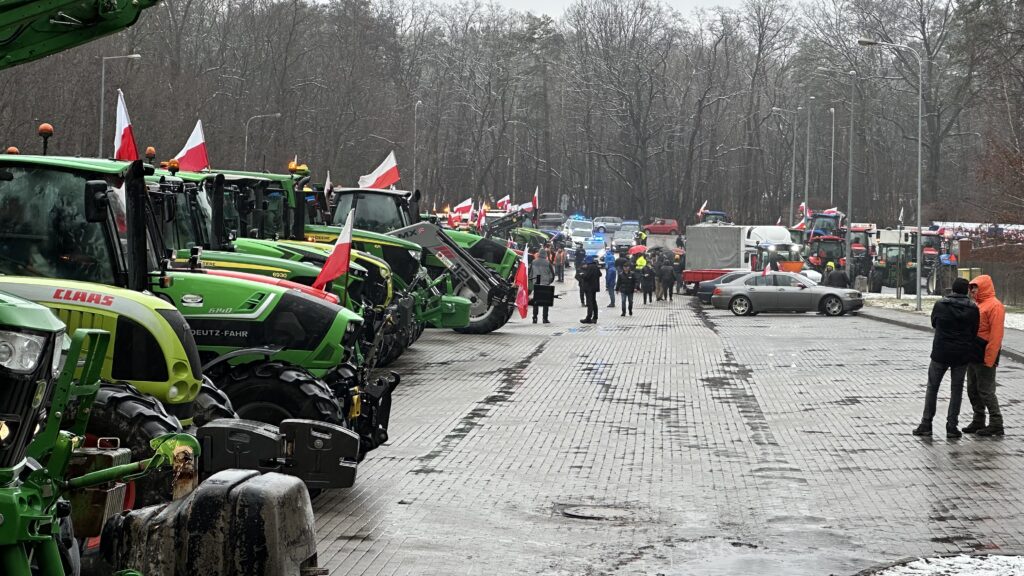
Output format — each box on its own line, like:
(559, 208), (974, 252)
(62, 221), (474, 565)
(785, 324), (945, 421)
(0, 0), (160, 70)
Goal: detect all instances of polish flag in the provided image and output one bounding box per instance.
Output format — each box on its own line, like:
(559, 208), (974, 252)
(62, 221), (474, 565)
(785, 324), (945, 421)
(696, 200), (708, 218)
(313, 209), (354, 290)
(324, 171), (333, 196)
(496, 195), (511, 210)
(174, 120), (209, 172)
(776, 216), (782, 226)
(358, 151), (400, 188)
(113, 90), (138, 161)
(797, 202), (806, 215)
(531, 186), (539, 212)
(447, 211), (459, 229)
(514, 243), (529, 318)
(477, 206), (486, 231)
(452, 198), (473, 214)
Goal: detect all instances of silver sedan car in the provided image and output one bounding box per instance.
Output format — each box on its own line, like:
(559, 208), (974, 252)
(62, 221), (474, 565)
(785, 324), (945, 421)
(710, 272), (863, 316)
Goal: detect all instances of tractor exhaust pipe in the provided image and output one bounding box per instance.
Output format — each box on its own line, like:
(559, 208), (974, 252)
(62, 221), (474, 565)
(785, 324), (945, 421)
(125, 160), (149, 292)
(292, 175), (310, 240)
(211, 174), (227, 250)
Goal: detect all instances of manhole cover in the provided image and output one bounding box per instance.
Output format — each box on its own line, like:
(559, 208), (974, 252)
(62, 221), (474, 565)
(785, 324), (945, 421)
(556, 504), (634, 521)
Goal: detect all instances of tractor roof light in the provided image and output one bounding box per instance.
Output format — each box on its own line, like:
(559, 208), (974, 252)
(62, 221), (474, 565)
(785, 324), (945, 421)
(37, 123), (53, 138)
(5, 146), (19, 155)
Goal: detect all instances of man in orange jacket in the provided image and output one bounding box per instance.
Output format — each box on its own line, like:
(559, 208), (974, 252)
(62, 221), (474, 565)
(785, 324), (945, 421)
(963, 275), (1006, 436)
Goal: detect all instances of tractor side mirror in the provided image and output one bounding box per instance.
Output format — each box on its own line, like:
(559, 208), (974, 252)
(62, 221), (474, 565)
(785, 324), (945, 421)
(84, 180), (109, 223)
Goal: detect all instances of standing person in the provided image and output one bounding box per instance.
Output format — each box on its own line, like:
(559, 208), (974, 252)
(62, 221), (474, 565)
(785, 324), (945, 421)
(675, 234), (684, 248)
(912, 278), (979, 438)
(825, 265), (850, 288)
(640, 261), (656, 305)
(638, 229), (648, 246)
(574, 244), (587, 306)
(615, 251), (629, 275)
(554, 245), (565, 283)
(580, 256), (602, 324)
(529, 249), (555, 324)
(963, 275), (1007, 436)
(617, 261), (637, 316)
(604, 250), (617, 308)
(672, 253), (684, 295)
(659, 257), (675, 302)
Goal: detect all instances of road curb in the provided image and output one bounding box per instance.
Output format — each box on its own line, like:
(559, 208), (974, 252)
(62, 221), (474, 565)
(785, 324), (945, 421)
(859, 308), (1024, 365)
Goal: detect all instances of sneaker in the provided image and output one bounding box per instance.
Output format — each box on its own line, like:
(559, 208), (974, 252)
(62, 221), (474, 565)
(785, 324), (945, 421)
(946, 428), (963, 439)
(962, 421), (986, 434)
(977, 426), (1005, 437)
(912, 425), (932, 436)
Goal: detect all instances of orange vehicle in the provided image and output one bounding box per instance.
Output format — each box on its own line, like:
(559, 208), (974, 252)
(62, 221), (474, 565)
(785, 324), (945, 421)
(753, 242), (805, 273)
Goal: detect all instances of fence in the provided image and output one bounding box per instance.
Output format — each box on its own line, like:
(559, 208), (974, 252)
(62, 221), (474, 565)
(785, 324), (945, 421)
(961, 243), (1024, 307)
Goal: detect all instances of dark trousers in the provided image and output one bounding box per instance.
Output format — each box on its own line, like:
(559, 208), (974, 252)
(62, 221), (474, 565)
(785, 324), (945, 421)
(921, 361), (967, 430)
(579, 284), (585, 306)
(555, 265), (564, 282)
(584, 291), (598, 321)
(643, 289), (653, 304)
(532, 304), (549, 321)
(664, 281), (674, 301)
(967, 363), (1002, 427)
(620, 292), (633, 315)
(607, 286), (616, 306)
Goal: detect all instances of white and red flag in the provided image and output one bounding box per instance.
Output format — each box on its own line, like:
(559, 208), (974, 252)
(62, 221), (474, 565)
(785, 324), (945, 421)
(324, 171), (333, 196)
(477, 206), (486, 230)
(696, 200), (708, 219)
(113, 90), (138, 161)
(313, 209), (354, 290)
(452, 198), (473, 214)
(174, 120), (209, 171)
(358, 151), (400, 189)
(514, 245), (529, 318)
(496, 195), (511, 210)
(797, 201), (806, 215)
(532, 186), (539, 212)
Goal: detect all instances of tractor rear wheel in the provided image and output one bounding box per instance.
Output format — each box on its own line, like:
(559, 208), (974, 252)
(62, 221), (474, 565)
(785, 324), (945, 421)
(88, 383), (183, 508)
(215, 361), (344, 427)
(454, 301), (510, 334)
(869, 272), (883, 293)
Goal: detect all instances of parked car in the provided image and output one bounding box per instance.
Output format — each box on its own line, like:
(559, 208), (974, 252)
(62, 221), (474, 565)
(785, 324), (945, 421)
(696, 270), (748, 305)
(537, 212), (568, 228)
(644, 218), (680, 235)
(593, 217), (623, 234)
(611, 228), (635, 252)
(710, 271), (863, 317)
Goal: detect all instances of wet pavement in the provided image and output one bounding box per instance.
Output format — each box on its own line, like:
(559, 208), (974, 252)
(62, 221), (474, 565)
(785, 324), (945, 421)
(313, 279), (1024, 575)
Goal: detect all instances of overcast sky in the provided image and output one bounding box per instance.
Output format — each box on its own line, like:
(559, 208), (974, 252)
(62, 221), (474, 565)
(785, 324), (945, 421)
(482, 0), (746, 17)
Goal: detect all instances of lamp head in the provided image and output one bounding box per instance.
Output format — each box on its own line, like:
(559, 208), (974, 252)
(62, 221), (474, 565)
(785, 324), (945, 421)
(857, 38), (878, 46)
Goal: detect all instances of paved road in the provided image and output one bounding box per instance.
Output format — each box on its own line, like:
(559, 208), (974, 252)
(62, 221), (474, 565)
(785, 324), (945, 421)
(314, 279), (1024, 575)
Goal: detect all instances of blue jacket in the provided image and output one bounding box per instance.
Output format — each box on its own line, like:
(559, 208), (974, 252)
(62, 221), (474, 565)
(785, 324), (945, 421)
(604, 253), (617, 288)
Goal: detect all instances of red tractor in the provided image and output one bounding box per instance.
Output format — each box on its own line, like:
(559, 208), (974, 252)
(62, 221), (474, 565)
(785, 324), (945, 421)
(847, 224), (876, 279)
(806, 235), (847, 274)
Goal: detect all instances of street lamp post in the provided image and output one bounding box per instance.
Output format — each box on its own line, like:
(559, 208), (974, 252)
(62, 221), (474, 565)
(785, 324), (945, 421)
(803, 96), (815, 223)
(98, 54), (142, 157)
(829, 107), (836, 205)
(243, 112), (281, 170)
(859, 37), (924, 311)
(413, 100), (422, 192)
(771, 106), (802, 226)
(817, 67), (859, 276)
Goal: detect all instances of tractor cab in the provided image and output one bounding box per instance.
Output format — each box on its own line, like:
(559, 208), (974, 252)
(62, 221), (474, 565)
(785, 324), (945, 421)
(805, 235), (846, 273)
(870, 242), (917, 294)
(807, 212), (843, 237)
(700, 210), (731, 224)
(920, 230), (943, 272)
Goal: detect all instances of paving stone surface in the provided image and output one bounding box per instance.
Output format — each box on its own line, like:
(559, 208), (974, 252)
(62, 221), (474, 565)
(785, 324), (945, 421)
(314, 277), (1024, 575)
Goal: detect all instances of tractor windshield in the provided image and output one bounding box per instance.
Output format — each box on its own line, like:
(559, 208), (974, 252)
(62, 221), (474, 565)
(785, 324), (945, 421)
(922, 235), (941, 250)
(0, 166), (123, 284)
(810, 216), (839, 235)
(332, 192), (408, 232)
(849, 231), (871, 248)
(881, 245), (914, 262)
(810, 241), (844, 260)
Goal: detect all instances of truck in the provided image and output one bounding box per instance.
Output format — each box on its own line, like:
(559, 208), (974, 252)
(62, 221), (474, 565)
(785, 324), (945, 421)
(681, 224), (750, 293)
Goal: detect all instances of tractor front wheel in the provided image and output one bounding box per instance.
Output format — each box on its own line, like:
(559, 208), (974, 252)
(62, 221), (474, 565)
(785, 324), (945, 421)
(215, 361), (344, 427)
(192, 376), (238, 427)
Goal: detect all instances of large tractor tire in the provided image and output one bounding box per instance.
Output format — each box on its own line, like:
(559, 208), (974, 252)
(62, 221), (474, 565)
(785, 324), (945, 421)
(869, 272), (883, 293)
(88, 383), (183, 508)
(454, 302), (511, 334)
(192, 377), (238, 427)
(214, 361), (344, 427)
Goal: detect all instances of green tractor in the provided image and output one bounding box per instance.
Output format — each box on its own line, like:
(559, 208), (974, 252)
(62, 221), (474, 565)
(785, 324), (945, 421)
(309, 187), (521, 334)
(146, 167), (419, 367)
(0, 0), (158, 70)
(868, 242), (918, 295)
(0, 156), (396, 463)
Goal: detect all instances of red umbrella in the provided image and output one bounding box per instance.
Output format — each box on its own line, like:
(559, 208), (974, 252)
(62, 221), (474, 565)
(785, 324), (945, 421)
(628, 245), (648, 255)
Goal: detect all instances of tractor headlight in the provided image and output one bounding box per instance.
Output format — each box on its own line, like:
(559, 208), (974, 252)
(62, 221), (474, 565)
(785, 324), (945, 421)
(52, 331), (69, 377)
(0, 330), (48, 374)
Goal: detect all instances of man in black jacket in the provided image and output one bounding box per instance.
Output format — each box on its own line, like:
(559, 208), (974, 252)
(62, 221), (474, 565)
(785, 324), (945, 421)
(825, 265), (850, 289)
(913, 278), (980, 438)
(580, 256), (602, 324)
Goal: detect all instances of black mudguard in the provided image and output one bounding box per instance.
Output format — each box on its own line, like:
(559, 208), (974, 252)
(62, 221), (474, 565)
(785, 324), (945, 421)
(102, 470), (322, 576)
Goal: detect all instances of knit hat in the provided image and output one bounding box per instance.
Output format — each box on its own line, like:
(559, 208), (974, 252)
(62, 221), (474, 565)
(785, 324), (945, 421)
(951, 277), (970, 295)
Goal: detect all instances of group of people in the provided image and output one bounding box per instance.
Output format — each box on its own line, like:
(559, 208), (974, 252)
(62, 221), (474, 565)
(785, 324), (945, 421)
(915, 275), (1006, 437)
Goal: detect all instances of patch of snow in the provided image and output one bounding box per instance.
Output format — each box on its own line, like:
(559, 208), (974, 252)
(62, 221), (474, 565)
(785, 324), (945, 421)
(863, 294), (1024, 331)
(873, 554), (1024, 575)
